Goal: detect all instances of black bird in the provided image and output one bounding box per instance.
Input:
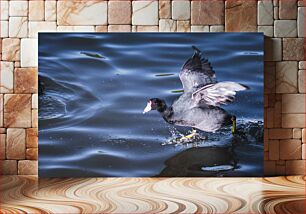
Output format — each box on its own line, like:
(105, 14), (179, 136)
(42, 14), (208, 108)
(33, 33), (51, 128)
(143, 46), (249, 138)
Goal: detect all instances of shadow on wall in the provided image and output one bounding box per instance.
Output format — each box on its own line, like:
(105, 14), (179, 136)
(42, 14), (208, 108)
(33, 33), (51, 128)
(263, 36), (305, 176)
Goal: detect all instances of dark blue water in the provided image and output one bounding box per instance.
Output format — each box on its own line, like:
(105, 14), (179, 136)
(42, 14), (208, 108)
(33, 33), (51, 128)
(38, 33), (264, 177)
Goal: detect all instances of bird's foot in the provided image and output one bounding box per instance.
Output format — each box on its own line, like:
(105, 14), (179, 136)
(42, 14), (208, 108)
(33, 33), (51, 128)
(164, 129), (207, 146)
(179, 129), (197, 141)
(231, 116), (236, 135)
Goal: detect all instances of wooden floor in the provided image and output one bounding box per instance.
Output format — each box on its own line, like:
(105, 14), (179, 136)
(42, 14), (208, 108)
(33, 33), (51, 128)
(0, 176), (305, 214)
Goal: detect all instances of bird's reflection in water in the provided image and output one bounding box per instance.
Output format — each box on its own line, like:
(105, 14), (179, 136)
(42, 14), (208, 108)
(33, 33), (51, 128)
(158, 146), (238, 177)
(159, 121), (264, 177)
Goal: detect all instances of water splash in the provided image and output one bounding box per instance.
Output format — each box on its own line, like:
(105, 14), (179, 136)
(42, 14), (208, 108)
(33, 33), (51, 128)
(163, 119), (264, 147)
(162, 127), (208, 147)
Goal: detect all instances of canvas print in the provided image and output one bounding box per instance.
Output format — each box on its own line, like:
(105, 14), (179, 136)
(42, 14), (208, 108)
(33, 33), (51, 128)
(38, 33), (264, 177)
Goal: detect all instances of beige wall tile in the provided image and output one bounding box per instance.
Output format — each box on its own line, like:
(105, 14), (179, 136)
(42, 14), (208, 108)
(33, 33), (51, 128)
(14, 61), (21, 68)
(159, 19), (176, 32)
(0, 160), (17, 175)
(269, 128), (292, 139)
(18, 160), (38, 175)
(302, 144), (306, 159)
(132, 1), (158, 25)
(136, 26), (159, 32)
(258, 0), (273, 25)
(159, 1), (171, 19)
(276, 61), (298, 93)
(2, 38), (20, 61)
(57, 26), (95, 32)
(269, 140), (279, 160)
(276, 160), (285, 165)
(225, 0), (256, 32)
(177, 21), (190, 32)
(45, 1), (57, 21)
(280, 139), (302, 160)
(32, 109), (38, 128)
(258, 26), (273, 37)
(274, 0), (279, 6)
(9, 17), (28, 38)
(0, 61), (14, 93)
(132, 25), (136, 32)
(193, 0), (224, 25)
(283, 38), (305, 61)
(293, 128), (302, 139)
(26, 148), (38, 160)
(282, 94), (305, 114)
(285, 160), (305, 175)
(29, 1), (45, 21)
(108, 1), (131, 24)
(0, 134), (5, 159)
(297, 7), (305, 37)
(28, 21), (57, 38)
(32, 94), (38, 109)
(279, 0), (297, 19)
(57, 0), (107, 25)
(21, 38), (38, 67)
(14, 68), (38, 94)
(282, 114), (305, 128)
(298, 0), (305, 6)
(0, 21), (9, 37)
(0, 95), (3, 128)
(191, 25), (209, 32)
(299, 61), (306, 70)
(9, 0), (28, 17)
(274, 6), (279, 20)
(95, 25), (108, 32)
(274, 99), (282, 128)
(0, 1), (9, 21)
(4, 94), (31, 128)
(108, 25), (131, 32)
(6, 128), (26, 159)
(210, 25), (225, 32)
(298, 70), (305, 93)
(172, 1), (190, 21)
(26, 128), (38, 148)
(274, 20), (297, 37)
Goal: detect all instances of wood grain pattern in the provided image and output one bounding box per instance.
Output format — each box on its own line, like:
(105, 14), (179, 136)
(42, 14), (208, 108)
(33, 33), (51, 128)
(0, 176), (305, 213)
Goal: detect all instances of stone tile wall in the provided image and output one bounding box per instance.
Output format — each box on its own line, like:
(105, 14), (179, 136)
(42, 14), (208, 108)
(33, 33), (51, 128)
(0, 0), (305, 176)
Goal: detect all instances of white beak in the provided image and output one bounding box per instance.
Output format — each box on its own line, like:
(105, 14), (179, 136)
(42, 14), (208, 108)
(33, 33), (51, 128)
(143, 101), (152, 114)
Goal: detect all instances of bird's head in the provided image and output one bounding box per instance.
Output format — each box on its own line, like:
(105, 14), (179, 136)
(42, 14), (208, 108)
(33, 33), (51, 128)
(143, 98), (166, 114)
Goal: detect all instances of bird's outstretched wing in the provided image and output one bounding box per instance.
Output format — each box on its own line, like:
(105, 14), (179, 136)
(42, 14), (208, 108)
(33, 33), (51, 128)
(191, 82), (249, 106)
(179, 46), (217, 92)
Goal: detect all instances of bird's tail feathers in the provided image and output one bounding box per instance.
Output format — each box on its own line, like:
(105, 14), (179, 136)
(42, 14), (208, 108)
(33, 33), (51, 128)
(192, 45), (202, 56)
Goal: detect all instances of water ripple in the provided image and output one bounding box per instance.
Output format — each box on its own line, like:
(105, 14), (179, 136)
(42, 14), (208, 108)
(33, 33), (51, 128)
(39, 33), (264, 177)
